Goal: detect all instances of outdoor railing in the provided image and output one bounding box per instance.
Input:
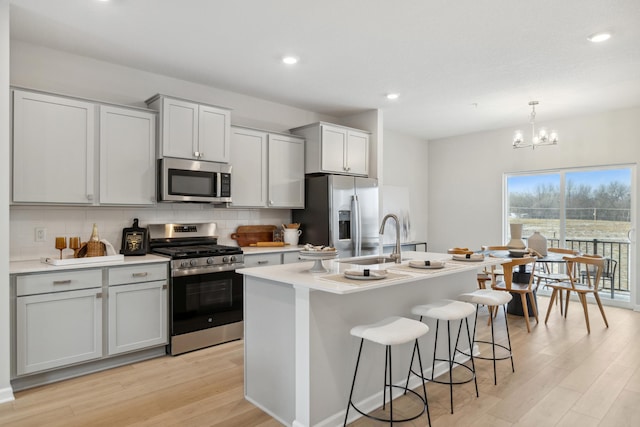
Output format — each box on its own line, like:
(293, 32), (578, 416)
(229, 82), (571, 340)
(543, 237), (629, 298)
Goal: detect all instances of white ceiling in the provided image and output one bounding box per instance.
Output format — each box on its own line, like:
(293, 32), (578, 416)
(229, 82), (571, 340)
(8, 0), (640, 140)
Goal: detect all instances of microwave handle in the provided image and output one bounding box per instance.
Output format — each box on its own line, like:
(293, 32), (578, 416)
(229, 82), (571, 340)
(216, 172), (221, 198)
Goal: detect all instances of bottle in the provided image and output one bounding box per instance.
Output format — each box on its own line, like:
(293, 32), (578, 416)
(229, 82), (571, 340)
(89, 223), (100, 242)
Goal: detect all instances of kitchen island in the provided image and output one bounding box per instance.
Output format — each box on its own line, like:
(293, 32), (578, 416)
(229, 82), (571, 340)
(239, 251), (506, 427)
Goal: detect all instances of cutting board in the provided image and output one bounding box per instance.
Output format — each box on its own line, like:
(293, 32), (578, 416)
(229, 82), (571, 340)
(231, 225), (277, 247)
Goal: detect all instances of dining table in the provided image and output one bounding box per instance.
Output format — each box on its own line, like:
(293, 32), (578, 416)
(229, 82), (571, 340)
(481, 249), (571, 316)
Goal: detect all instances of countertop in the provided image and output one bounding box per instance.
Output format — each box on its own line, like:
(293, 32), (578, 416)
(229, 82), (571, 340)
(239, 250), (505, 295)
(240, 245), (304, 255)
(10, 254), (170, 275)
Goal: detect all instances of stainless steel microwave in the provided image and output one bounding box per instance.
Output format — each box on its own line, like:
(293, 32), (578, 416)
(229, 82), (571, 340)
(159, 157), (232, 203)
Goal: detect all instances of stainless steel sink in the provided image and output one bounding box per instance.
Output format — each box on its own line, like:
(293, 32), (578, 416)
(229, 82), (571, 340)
(338, 256), (400, 265)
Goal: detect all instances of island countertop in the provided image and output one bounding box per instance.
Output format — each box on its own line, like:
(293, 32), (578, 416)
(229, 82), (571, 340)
(238, 250), (505, 294)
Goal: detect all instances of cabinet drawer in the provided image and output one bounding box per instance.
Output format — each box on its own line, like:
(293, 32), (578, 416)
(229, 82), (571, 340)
(282, 251), (305, 264)
(243, 253), (282, 268)
(108, 263), (168, 286)
(16, 269), (102, 296)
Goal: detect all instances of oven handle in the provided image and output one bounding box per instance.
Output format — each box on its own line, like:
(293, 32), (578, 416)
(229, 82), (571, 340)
(171, 264), (243, 277)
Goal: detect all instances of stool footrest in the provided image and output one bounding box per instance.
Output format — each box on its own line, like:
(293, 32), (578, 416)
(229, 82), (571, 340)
(348, 384), (427, 424)
(409, 359), (476, 386)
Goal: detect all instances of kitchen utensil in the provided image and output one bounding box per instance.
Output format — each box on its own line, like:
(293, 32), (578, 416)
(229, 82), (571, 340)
(120, 218), (148, 256)
(231, 225), (277, 247)
(249, 241), (285, 247)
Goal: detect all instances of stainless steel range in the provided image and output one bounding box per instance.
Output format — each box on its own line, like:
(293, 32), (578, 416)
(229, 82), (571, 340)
(148, 222), (244, 355)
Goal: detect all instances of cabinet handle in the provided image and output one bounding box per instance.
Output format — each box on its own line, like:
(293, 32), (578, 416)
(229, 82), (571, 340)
(53, 280), (72, 285)
(132, 272), (148, 277)
(162, 284), (168, 290)
(257, 260), (269, 265)
(269, 200), (274, 206)
(96, 292), (103, 299)
(86, 194), (94, 201)
(194, 151), (200, 158)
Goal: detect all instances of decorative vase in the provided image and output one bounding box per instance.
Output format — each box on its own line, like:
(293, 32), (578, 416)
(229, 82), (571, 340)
(507, 223), (526, 249)
(527, 231), (548, 256)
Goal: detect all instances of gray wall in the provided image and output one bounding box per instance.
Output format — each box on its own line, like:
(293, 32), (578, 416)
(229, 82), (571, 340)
(427, 107), (640, 309)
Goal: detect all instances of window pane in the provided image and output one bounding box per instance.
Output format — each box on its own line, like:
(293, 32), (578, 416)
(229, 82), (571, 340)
(565, 169), (631, 241)
(507, 174), (561, 244)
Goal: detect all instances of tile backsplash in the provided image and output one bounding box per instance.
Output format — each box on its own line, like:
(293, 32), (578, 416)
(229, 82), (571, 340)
(10, 205), (291, 261)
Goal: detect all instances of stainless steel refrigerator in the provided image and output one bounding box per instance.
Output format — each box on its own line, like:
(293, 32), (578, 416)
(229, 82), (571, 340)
(292, 175), (379, 258)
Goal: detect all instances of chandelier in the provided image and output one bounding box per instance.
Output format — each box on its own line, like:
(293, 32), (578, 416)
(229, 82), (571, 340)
(512, 101), (558, 149)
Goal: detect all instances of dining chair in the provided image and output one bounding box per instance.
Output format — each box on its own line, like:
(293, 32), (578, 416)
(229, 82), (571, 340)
(482, 245), (509, 285)
(535, 247), (579, 315)
(580, 257), (617, 298)
(545, 255), (608, 334)
(491, 256), (538, 333)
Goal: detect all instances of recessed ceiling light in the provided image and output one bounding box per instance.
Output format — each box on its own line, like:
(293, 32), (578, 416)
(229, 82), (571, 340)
(587, 32), (612, 43)
(386, 93), (399, 100)
(282, 56), (298, 65)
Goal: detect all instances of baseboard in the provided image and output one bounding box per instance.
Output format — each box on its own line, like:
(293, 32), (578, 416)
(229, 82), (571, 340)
(0, 386), (15, 404)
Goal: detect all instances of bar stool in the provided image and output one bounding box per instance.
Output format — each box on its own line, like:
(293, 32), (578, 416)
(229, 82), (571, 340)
(458, 289), (514, 385)
(344, 316), (431, 426)
(406, 299), (477, 414)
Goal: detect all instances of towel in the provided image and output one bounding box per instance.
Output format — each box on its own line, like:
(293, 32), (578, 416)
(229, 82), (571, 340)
(452, 253), (484, 261)
(100, 239), (118, 256)
(409, 260), (445, 268)
(344, 269), (388, 278)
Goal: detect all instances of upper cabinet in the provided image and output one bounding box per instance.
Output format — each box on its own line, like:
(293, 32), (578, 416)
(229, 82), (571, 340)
(291, 122), (370, 176)
(146, 95), (231, 163)
(12, 89), (156, 206)
(230, 126), (304, 208)
(13, 90), (97, 204)
(99, 106), (156, 205)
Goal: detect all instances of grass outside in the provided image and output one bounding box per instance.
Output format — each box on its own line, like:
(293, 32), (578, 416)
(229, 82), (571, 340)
(513, 219), (631, 294)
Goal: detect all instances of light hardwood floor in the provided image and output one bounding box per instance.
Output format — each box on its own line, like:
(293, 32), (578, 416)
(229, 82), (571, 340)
(1, 296), (639, 426)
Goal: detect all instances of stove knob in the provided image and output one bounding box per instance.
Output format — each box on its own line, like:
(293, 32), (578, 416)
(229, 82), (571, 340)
(180, 261), (189, 268)
(229, 255), (236, 263)
(222, 256), (229, 263)
(190, 259), (198, 267)
(206, 258), (215, 265)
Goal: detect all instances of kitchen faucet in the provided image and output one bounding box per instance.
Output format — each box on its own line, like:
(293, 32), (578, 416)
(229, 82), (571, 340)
(379, 213), (402, 263)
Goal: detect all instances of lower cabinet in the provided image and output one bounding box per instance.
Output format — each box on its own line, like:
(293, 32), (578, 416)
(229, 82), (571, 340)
(12, 261), (169, 378)
(108, 280), (168, 355)
(16, 287), (103, 375)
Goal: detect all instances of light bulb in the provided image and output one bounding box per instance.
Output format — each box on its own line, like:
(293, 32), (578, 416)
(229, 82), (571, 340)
(513, 131), (524, 146)
(549, 131), (559, 143)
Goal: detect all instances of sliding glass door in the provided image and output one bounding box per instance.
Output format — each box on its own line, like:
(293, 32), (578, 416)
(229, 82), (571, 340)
(506, 166), (634, 304)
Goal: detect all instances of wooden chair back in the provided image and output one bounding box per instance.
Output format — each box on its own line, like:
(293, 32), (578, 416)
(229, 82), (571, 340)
(548, 247), (579, 255)
(565, 255), (604, 290)
(501, 257), (537, 291)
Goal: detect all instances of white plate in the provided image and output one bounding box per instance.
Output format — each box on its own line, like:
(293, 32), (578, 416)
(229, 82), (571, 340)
(344, 272), (387, 280)
(344, 270), (387, 280)
(452, 254), (484, 262)
(409, 261), (445, 269)
(299, 250), (337, 258)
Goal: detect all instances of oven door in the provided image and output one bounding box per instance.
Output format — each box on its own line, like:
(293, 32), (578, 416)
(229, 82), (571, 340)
(171, 270), (242, 336)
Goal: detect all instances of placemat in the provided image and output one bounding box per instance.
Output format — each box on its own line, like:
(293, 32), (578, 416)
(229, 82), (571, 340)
(319, 272), (410, 286)
(387, 262), (467, 274)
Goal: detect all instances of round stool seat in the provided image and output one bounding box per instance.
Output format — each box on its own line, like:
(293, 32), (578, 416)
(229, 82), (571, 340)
(459, 289), (512, 306)
(351, 316), (429, 346)
(412, 299), (475, 321)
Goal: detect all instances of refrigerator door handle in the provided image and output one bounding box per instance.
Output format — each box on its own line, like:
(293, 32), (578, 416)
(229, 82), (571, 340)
(352, 195), (361, 257)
